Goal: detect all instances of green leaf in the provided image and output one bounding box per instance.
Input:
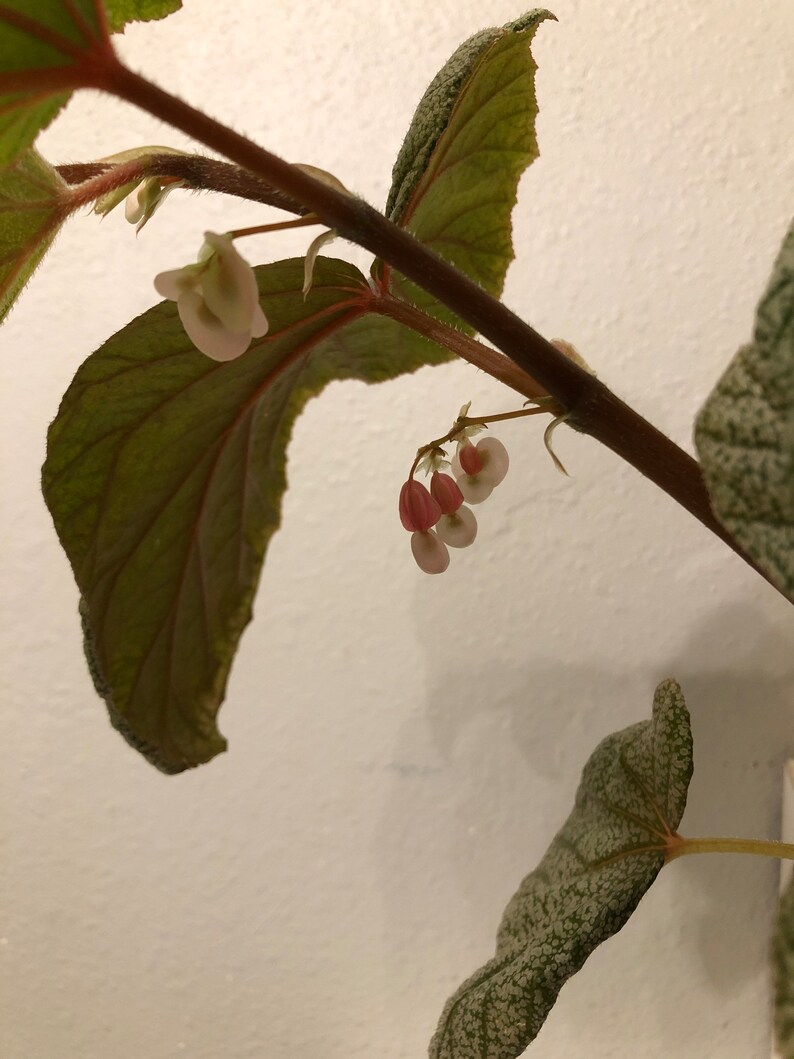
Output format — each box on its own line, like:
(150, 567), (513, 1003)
(0, 146), (66, 321)
(775, 875), (794, 1058)
(0, 1), (180, 169)
(104, 0), (181, 34)
(695, 219), (794, 600)
(430, 679), (692, 1059)
(42, 258), (449, 773)
(381, 10), (555, 326)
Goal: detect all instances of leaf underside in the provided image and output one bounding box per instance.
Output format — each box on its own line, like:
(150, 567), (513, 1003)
(775, 876), (794, 1058)
(695, 218), (794, 599)
(0, 147), (66, 321)
(430, 679), (692, 1059)
(380, 9), (554, 328)
(42, 258), (449, 772)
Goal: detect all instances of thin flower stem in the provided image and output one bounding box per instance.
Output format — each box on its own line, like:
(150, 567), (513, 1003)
(666, 835), (794, 863)
(228, 215), (321, 239)
(409, 405), (555, 478)
(97, 57), (781, 594)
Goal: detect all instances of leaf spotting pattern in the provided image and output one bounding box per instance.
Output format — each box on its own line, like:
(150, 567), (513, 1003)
(430, 679), (692, 1059)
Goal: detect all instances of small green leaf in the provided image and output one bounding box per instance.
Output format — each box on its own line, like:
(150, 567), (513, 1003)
(0, 1), (180, 169)
(104, 0), (181, 34)
(42, 258), (448, 772)
(430, 679), (692, 1059)
(381, 10), (554, 326)
(775, 875), (794, 1058)
(0, 147), (66, 321)
(695, 219), (794, 600)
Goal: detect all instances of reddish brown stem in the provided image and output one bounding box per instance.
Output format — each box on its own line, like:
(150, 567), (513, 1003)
(95, 58), (778, 593)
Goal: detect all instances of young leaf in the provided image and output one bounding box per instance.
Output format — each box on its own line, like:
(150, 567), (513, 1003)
(775, 876), (794, 1058)
(104, 0), (181, 35)
(0, 147), (67, 321)
(42, 258), (449, 773)
(380, 10), (555, 327)
(430, 679), (692, 1059)
(0, 1), (180, 169)
(695, 219), (794, 600)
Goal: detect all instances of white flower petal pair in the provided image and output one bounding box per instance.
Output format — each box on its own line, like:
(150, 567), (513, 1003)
(154, 232), (268, 362)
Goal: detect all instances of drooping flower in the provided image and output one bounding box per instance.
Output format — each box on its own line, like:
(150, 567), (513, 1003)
(430, 472), (477, 548)
(454, 436), (509, 503)
(154, 232), (268, 362)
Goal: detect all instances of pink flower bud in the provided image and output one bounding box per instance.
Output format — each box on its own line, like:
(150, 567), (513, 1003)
(430, 471), (464, 514)
(458, 441), (484, 475)
(410, 530), (450, 574)
(399, 479), (441, 533)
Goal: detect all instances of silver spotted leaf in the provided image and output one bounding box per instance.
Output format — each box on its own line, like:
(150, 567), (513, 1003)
(430, 679), (692, 1059)
(695, 219), (794, 600)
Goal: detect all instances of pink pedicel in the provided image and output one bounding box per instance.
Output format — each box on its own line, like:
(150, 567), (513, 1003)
(430, 471), (464, 514)
(399, 479), (442, 533)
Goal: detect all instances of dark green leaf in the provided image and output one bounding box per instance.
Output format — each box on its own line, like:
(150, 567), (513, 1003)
(430, 679), (692, 1059)
(775, 873), (794, 1058)
(695, 219), (794, 600)
(42, 258), (448, 772)
(0, 1), (180, 168)
(0, 147), (66, 321)
(381, 10), (554, 327)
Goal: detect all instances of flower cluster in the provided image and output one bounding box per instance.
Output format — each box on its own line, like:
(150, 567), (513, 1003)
(154, 232), (268, 362)
(399, 434), (509, 574)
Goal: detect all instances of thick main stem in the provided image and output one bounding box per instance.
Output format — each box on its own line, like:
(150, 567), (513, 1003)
(101, 60), (774, 590)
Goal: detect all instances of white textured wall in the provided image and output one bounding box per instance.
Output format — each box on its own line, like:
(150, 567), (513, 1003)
(1, 1), (793, 1056)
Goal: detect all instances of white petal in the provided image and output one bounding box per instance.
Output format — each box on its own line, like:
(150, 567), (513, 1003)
(436, 506), (477, 548)
(177, 290), (251, 362)
(201, 232), (259, 333)
(410, 531), (450, 574)
(124, 184), (146, 224)
(303, 229), (337, 298)
(477, 436), (509, 486)
(154, 266), (199, 302)
(457, 475), (493, 505)
(250, 302), (269, 339)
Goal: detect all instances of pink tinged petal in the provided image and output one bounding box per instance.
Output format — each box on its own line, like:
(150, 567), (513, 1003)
(410, 530), (450, 574)
(436, 506), (477, 548)
(399, 480), (442, 532)
(458, 440), (484, 475)
(457, 474), (494, 505)
(154, 265), (199, 302)
(477, 436), (509, 486)
(430, 471), (463, 514)
(176, 290), (252, 362)
(200, 232), (259, 333)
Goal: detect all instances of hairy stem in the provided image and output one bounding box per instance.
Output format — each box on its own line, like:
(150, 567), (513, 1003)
(57, 154), (308, 215)
(666, 836), (794, 863)
(97, 58), (776, 592)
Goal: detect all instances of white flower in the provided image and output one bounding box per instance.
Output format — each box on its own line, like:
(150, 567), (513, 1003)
(154, 232), (268, 362)
(124, 177), (182, 232)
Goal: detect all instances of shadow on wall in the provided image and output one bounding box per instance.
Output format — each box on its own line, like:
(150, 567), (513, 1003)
(372, 594), (792, 1056)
